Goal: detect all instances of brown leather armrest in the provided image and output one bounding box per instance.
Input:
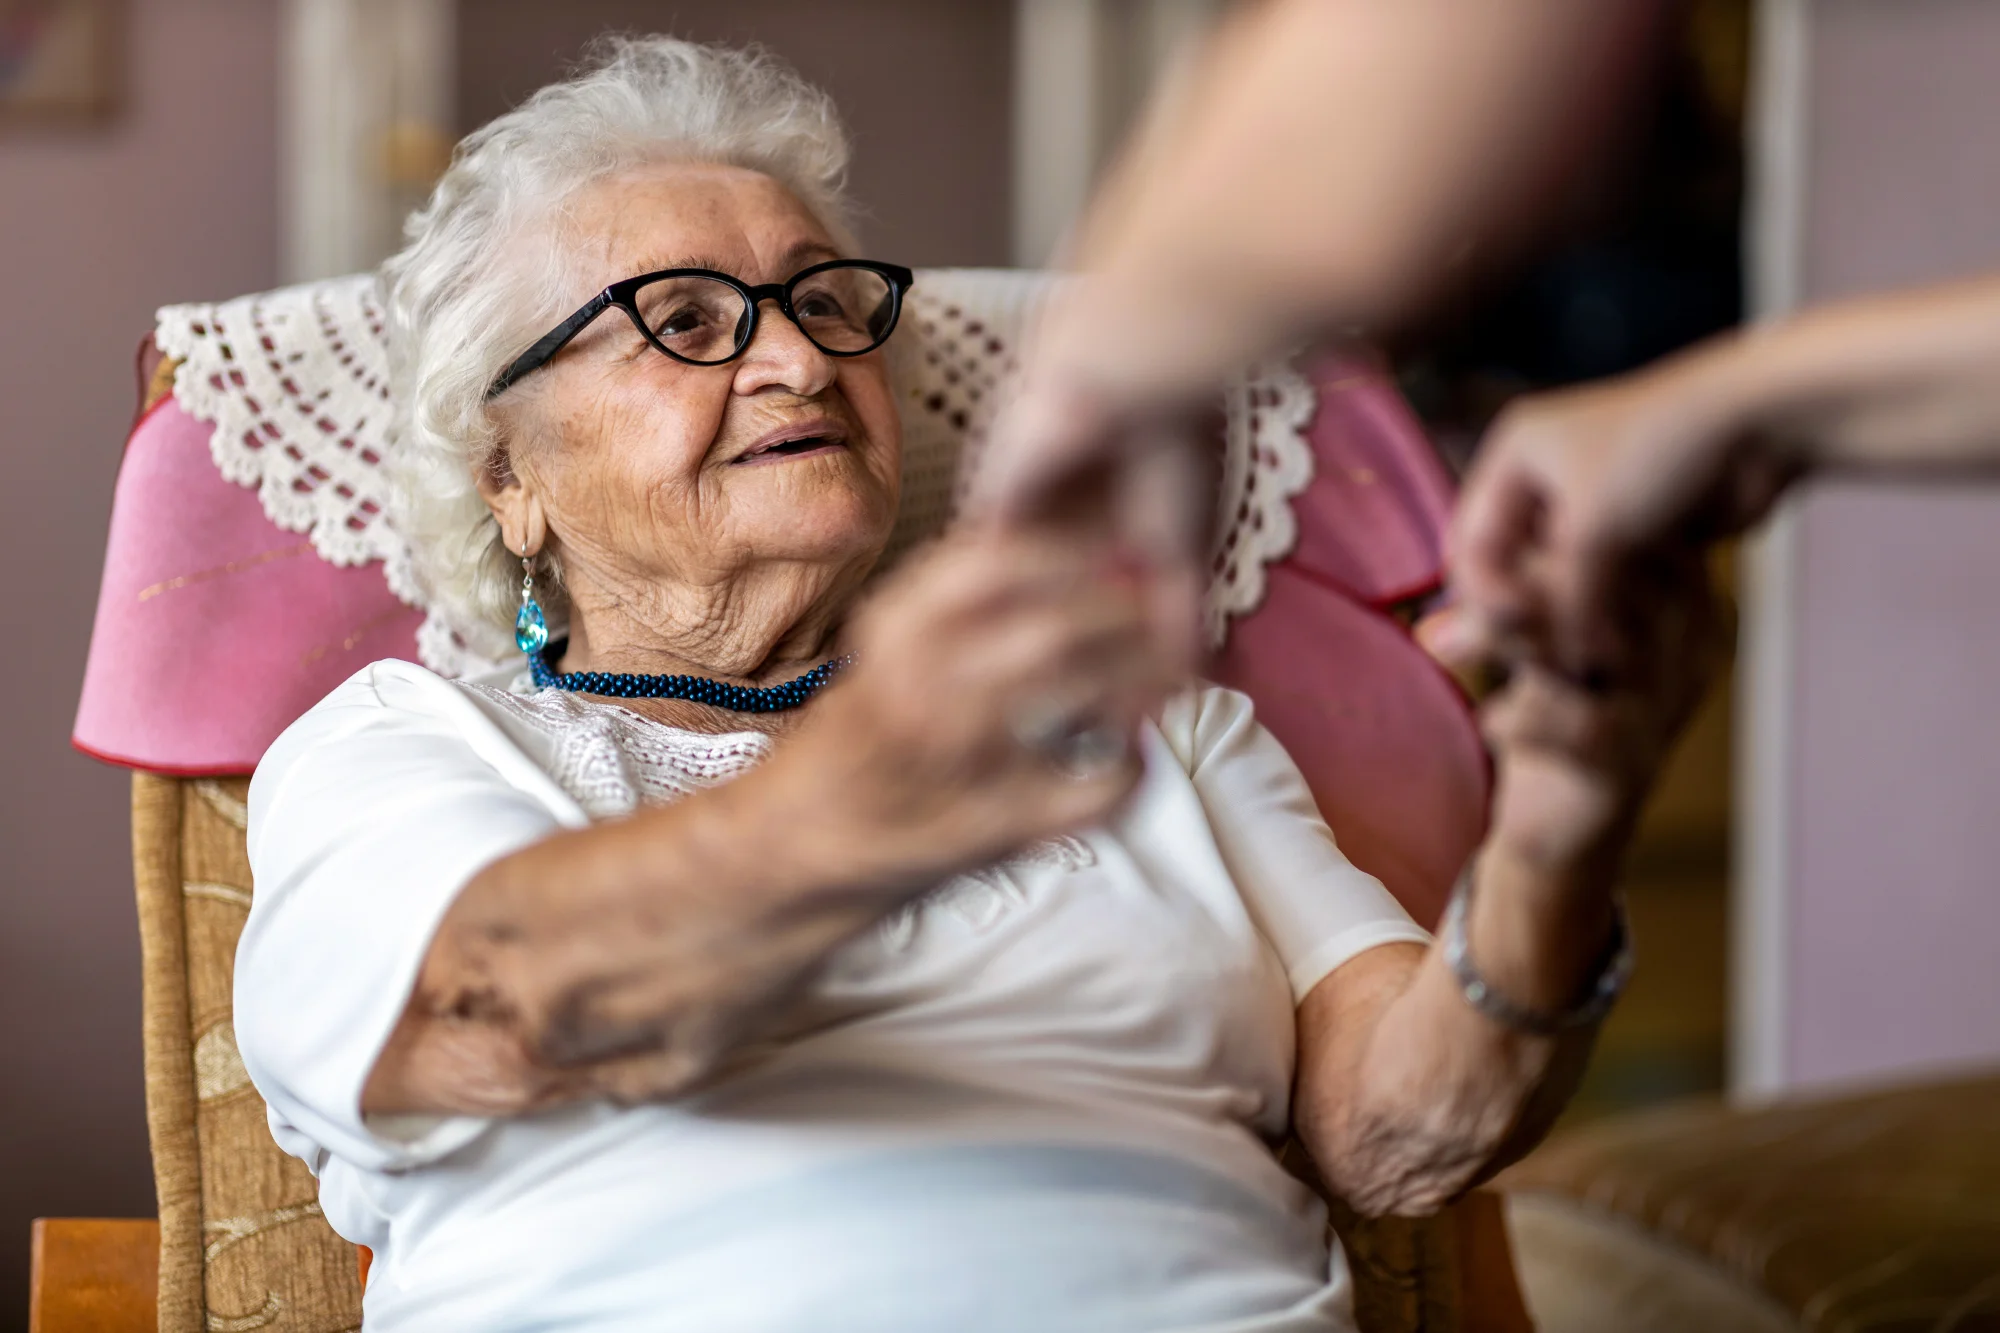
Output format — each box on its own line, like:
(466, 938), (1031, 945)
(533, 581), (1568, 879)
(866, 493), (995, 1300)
(29, 1219), (158, 1333)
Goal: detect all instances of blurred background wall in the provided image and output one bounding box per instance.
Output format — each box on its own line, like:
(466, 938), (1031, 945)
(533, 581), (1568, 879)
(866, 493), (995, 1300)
(0, 1), (279, 1325)
(457, 1), (1013, 271)
(1735, 0), (2000, 1097)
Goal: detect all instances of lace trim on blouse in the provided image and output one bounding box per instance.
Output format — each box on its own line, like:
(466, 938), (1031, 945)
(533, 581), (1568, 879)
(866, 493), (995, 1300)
(463, 681), (1097, 949)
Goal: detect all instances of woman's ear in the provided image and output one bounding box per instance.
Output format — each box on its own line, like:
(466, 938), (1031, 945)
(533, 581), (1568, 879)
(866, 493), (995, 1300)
(476, 453), (550, 559)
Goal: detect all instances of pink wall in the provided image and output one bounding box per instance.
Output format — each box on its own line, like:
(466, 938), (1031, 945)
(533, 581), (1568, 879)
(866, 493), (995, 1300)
(1788, 485), (2000, 1087)
(1776, 0), (2000, 1091)
(0, 0), (278, 1322)
(1802, 0), (2000, 302)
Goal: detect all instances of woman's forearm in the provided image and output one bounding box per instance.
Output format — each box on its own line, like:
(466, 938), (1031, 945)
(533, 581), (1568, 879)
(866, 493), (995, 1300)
(1306, 416), (1727, 1209)
(363, 750), (919, 1117)
(363, 534), (1161, 1119)
(1293, 843), (1612, 1217)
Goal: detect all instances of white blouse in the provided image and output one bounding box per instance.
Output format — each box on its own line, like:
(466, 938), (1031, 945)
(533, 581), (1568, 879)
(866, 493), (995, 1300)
(236, 660), (1430, 1333)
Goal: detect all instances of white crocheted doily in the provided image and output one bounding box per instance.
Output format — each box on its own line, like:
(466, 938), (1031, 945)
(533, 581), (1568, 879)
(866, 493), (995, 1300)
(156, 269), (1312, 673)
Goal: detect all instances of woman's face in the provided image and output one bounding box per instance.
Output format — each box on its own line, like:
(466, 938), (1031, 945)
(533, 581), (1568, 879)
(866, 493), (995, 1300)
(488, 162), (902, 662)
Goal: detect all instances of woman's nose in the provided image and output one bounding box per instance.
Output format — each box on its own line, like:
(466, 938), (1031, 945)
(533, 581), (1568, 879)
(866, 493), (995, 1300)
(732, 300), (837, 398)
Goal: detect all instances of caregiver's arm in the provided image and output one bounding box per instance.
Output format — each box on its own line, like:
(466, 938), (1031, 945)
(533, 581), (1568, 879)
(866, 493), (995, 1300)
(364, 535), (1163, 1117)
(976, 0), (1656, 524)
(1292, 559), (1720, 1216)
(1454, 272), (2000, 678)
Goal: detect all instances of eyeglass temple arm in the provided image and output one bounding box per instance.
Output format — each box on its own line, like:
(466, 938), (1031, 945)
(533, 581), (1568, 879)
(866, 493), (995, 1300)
(488, 291), (616, 398)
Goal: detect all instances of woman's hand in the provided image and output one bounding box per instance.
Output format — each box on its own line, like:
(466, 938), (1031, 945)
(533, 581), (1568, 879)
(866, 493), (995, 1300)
(787, 530), (1172, 891)
(1475, 550), (1726, 886)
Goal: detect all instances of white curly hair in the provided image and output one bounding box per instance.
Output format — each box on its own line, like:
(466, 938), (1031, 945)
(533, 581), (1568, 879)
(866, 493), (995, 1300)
(382, 35), (861, 657)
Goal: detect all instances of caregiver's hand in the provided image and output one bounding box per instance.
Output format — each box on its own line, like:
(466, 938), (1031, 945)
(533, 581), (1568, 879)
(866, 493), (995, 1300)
(796, 529), (1166, 885)
(1450, 273), (2000, 679)
(1448, 352), (1795, 680)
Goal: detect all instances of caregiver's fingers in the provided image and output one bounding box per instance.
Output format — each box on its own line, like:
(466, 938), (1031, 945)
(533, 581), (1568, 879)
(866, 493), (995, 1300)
(1448, 434), (1584, 674)
(968, 372), (1122, 527)
(956, 591), (1157, 700)
(1454, 440), (1664, 685)
(1415, 606), (1512, 702)
(1451, 444), (1548, 623)
(967, 387), (1210, 674)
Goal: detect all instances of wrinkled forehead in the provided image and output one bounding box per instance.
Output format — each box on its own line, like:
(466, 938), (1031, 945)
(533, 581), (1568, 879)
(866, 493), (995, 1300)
(557, 161), (845, 294)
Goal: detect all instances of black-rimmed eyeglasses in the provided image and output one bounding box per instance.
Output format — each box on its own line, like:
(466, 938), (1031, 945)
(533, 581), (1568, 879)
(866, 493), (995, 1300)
(487, 259), (915, 398)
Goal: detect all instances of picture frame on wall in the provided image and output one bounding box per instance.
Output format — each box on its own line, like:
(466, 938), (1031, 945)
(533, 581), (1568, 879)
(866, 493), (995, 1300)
(0, 0), (124, 125)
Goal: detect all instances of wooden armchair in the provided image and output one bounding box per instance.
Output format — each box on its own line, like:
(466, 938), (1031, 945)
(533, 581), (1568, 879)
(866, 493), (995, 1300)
(44, 272), (1529, 1331)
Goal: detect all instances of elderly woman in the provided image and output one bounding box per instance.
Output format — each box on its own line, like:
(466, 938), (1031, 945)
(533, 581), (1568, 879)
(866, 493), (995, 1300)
(237, 37), (1712, 1333)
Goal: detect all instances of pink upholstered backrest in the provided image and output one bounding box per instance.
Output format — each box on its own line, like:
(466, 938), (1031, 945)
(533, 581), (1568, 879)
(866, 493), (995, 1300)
(75, 392), (422, 775)
(1211, 353), (1484, 926)
(76, 346), (1483, 925)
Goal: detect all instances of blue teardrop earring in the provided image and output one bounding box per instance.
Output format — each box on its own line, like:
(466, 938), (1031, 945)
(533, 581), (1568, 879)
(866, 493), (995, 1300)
(515, 545), (549, 655)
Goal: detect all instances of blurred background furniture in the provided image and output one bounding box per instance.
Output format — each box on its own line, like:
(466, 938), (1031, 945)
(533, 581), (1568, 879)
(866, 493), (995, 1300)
(1503, 1073), (2000, 1333)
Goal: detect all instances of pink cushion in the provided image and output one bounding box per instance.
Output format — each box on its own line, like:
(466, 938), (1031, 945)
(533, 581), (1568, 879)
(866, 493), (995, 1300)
(1213, 565), (1484, 929)
(1213, 354), (1483, 927)
(1287, 351), (1456, 607)
(72, 397), (421, 774)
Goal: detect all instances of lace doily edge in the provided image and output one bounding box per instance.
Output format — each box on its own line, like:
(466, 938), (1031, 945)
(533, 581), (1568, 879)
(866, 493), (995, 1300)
(1204, 355), (1318, 647)
(155, 289), (412, 575)
(155, 291), (448, 669)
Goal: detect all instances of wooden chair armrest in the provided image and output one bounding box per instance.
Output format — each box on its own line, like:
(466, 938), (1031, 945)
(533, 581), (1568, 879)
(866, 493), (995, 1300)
(1329, 1188), (1533, 1333)
(29, 1218), (158, 1333)
(1455, 1189), (1534, 1333)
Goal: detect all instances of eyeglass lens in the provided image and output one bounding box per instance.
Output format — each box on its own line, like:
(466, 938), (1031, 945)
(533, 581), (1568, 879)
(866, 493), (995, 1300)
(630, 265), (896, 365)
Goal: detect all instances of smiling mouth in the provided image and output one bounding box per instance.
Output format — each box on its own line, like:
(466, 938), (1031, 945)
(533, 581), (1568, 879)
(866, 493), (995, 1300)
(733, 432), (849, 464)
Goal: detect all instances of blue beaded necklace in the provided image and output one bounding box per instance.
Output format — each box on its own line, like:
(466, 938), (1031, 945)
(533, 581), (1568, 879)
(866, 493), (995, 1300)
(527, 641), (851, 712)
